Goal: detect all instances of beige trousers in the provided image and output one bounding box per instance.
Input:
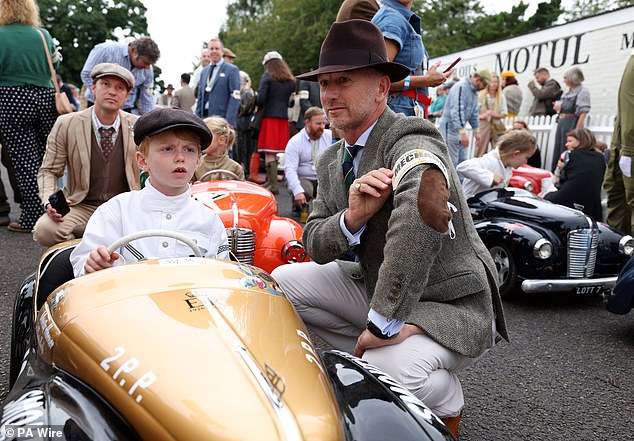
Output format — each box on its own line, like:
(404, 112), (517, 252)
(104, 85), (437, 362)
(32, 203), (96, 247)
(271, 261), (477, 417)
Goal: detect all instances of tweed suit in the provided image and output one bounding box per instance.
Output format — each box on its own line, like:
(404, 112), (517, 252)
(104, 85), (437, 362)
(303, 107), (507, 358)
(33, 109), (140, 246)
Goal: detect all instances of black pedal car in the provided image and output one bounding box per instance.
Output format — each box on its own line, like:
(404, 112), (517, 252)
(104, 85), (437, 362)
(468, 188), (634, 297)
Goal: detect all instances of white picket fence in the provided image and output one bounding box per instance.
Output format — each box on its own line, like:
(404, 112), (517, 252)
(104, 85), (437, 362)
(463, 114), (615, 170)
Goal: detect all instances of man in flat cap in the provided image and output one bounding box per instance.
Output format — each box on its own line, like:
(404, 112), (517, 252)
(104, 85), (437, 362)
(271, 20), (507, 439)
(33, 63), (141, 247)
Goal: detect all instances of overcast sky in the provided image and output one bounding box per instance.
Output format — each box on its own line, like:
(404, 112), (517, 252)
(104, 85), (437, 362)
(140, 0), (572, 89)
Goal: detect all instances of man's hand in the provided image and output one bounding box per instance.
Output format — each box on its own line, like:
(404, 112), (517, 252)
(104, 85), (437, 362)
(474, 133), (481, 148)
(492, 175), (504, 186)
(354, 324), (425, 357)
(459, 131), (469, 147)
(422, 61), (450, 88)
(84, 246), (120, 273)
(417, 167), (451, 233)
(344, 168), (393, 233)
(294, 192), (307, 210)
(45, 205), (64, 223)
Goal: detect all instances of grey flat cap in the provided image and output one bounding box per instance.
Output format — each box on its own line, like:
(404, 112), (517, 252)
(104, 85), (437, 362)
(91, 63), (135, 89)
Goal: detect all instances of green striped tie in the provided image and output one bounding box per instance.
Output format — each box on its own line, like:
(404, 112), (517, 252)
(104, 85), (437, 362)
(343, 144), (363, 192)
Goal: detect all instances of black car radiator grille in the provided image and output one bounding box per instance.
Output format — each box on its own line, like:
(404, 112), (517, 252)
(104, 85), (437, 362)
(567, 228), (598, 278)
(226, 228), (256, 264)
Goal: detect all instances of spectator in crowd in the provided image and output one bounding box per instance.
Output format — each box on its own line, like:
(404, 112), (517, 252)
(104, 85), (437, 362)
(33, 64), (140, 247)
(512, 119), (542, 168)
(527, 67), (562, 117)
(476, 73), (507, 157)
(372, 0), (450, 117)
(255, 51), (295, 195)
(284, 107), (332, 216)
(551, 67), (590, 172)
(501, 70), (522, 118)
(192, 116), (244, 182)
(439, 69), (491, 167)
(80, 37), (160, 115)
(195, 38), (241, 128)
(190, 48), (211, 93)
(604, 52), (634, 236)
(0, 0), (60, 233)
(427, 82), (450, 123)
(57, 74), (79, 111)
(295, 79), (321, 132)
(544, 128), (605, 221)
(236, 71), (258, 182)
(457, 129), (536, 199)
(336, 0), (379, 21)
(0, 141), (22, 226)
(158, 83), (176, 107)
(173, 73), (196, 113)
(223, 47), (236, 64)
(70, 108), (229, 276)
(270, 20), (507, 440)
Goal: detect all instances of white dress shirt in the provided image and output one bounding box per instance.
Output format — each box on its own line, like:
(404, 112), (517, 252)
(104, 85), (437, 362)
(284, 127), (332, 196)
(456, 148), (512, 199)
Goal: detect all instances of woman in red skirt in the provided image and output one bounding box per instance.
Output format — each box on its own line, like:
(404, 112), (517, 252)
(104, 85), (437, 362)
(255, 51), (295, 194)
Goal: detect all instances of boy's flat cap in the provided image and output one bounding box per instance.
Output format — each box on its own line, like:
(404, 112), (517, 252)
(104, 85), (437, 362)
(134, 108), (212, 148)
(90, 63), (135, 89)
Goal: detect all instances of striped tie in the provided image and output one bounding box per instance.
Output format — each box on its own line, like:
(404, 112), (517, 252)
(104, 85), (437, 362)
(342, 144), (363, 192)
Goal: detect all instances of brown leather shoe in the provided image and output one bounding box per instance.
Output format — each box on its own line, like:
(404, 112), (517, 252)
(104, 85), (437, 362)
(440, 414), (461, 440)
(7, 221), (32, 233)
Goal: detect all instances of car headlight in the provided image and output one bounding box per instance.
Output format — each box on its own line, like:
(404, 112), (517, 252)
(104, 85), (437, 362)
(533, 238), (553, 259)
(618, 235), (634, 256)
(281, 240), (309, 263)
(523, 181), (534, 192)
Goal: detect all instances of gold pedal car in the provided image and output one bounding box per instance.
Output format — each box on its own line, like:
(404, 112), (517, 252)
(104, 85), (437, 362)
(2, 234), (453, 441)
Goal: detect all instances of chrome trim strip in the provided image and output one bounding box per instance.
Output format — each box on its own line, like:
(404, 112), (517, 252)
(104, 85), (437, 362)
(521, 276), (617, 293)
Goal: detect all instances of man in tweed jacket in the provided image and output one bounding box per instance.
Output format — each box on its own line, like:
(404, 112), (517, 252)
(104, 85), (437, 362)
(271, 20), (507, 438)
(33, 64), (140, 247)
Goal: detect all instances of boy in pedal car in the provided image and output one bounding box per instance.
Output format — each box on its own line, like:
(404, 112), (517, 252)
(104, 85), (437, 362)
(70, 108), (229, 276)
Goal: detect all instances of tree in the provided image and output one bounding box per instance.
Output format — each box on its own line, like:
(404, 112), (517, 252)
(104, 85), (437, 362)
(37, 0), (149, 86)
(220, 0), (340, 88)
(566, 0), (634, 20)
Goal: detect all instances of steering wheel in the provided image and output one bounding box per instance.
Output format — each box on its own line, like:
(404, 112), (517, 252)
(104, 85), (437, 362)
(199, 169), (240, 182)
(107, 229), (203, 258)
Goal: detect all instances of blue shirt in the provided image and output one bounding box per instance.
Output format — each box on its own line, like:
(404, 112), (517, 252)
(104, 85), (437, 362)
(80, 41), (155, 114)
(438, 77), (480, 131)
(372, 0), (428, 115)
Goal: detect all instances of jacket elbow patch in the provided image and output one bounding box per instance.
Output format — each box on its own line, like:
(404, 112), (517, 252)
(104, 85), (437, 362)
(392, 149), (450, 190)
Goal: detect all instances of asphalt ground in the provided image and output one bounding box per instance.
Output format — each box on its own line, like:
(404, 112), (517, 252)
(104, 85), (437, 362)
(1, 168), (633, 440)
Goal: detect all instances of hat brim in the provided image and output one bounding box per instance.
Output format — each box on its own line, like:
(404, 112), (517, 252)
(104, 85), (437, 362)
(297, 61), (410, 82)
(94, 73), (134, 90)
(134, 123), (212, 149)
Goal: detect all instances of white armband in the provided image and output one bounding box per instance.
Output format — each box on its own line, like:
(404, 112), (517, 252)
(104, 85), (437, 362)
(231, 90), (241, 100)
(392, 149), (450, 190)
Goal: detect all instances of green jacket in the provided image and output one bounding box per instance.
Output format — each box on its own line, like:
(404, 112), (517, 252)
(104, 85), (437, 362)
(0, 24), (55, 88)
(613, 54), (634, 157)
(304, 108), (508, 357)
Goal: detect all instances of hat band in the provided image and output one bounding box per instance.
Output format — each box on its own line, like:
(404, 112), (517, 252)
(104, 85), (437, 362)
(319, 48), (387, 69)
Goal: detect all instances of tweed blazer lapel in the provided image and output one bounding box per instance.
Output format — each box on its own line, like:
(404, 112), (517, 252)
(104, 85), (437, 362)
(75, 109), (93, 192)
(357, 108), (399, 176)
(326, 139), (349, 211)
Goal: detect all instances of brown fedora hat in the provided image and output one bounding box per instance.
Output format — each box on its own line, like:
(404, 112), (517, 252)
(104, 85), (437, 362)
(297, 19), (409, 82)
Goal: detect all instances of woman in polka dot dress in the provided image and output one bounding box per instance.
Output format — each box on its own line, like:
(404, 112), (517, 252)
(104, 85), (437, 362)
(0, 0), (59, 232)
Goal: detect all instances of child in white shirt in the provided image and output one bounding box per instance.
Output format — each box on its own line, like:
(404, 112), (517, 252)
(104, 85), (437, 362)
(71, 108), (230, 276)
(457, 129), (537, 199)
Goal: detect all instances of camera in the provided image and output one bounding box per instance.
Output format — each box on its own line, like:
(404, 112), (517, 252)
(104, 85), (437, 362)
(48, 189), (70, 216)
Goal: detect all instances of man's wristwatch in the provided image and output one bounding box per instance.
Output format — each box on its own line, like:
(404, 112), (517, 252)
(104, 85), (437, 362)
(366, 320), (398, 340)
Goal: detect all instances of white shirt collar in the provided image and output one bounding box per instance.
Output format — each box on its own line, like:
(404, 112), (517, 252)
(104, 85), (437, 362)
(344, 120), (378, 149)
